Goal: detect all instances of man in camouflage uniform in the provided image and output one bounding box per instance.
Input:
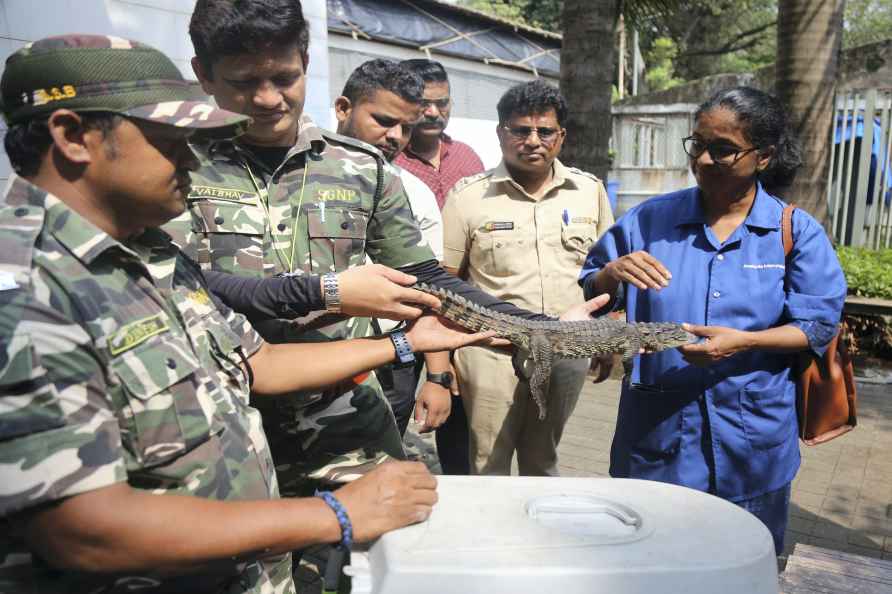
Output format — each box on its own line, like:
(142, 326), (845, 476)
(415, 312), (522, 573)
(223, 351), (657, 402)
(0, 35), (488, 593)
(165, 0), (438, 494)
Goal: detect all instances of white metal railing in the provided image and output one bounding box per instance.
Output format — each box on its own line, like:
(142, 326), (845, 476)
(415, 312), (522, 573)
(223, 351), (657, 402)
(827, 88), (892, 248)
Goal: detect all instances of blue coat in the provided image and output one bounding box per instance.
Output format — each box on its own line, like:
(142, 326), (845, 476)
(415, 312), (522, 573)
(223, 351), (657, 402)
(579, 185), (846, 501)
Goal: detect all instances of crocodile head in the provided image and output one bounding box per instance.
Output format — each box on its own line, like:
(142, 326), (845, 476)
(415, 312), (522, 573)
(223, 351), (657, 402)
(638, 323), (699, 353)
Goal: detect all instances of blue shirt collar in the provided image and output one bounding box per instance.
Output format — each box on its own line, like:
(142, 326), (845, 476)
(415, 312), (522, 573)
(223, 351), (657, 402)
(674, 182), (782, 231)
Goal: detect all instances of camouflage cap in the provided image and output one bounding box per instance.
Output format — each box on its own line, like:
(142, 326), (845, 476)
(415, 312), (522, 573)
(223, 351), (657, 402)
(0, 35), (249, 139)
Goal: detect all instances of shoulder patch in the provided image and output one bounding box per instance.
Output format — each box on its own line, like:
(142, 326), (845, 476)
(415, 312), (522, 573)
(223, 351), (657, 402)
(451, 171), (492, 194)
(566, 167), (603, 185)
(0, 204), (45, 289)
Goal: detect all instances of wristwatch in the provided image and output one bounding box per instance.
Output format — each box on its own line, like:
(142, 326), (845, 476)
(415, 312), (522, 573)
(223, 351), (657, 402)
(426, 371), (454, 389)
(389, 330), (415, 365)
(322, 272), (341, 313)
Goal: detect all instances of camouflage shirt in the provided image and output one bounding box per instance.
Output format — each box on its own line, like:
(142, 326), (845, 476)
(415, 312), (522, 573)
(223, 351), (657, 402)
(164, 114), (435, 339)
(0, 176), (293, 594)
(163, 115), (436, 489)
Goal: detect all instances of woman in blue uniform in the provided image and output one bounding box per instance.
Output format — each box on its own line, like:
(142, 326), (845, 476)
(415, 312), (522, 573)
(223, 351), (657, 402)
(579, 87), (846, 554)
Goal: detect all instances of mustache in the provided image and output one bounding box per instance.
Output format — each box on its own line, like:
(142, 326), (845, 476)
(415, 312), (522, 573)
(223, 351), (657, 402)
(420, 116), (446, 127)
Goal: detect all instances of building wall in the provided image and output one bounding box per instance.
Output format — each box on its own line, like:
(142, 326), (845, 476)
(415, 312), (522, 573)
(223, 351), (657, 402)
(328, 34), (556, 169)
(0, 0), (331, 182)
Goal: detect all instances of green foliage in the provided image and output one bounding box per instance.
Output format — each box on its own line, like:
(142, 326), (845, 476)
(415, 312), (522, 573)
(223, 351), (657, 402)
(458, 0), (561, 32)
(457, 0), (688, 33)
(644, 37), (683, 90)
(637, 0), (777, 81)
(844, 0), (892, 48)
(837, 247), (892, 299)
(459, 0), (892, 85)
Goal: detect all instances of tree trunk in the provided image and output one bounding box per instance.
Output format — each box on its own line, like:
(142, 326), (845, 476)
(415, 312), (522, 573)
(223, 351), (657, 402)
(776, 0), (846, 224)
(560, 0), (618, 180)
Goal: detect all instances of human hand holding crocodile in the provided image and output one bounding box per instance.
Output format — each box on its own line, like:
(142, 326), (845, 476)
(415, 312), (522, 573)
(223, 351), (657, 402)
(602, 250), (672, 291)
(335, 264), (442, 321)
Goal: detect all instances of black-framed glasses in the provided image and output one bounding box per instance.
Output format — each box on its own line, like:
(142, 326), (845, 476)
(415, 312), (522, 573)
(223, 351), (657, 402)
(682, 135), (759, 166)
(503, 125), (562, 145)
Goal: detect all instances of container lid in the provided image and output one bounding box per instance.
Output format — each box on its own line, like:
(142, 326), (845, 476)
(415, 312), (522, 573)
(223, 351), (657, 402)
(347, 476), (778, 594)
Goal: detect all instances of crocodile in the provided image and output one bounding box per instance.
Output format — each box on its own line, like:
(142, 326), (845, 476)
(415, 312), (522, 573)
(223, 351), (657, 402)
(413, 282), (698, 420)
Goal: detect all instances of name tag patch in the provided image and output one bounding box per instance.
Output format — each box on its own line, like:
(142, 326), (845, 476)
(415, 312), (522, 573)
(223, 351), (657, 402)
(483, 221), (514, 231)
(742, 263), (785, 270)
(108, 314), (170, 356)
(317, 188), (358, 201)
(189, 185), (257, 201)
(571, 216), (595, 225)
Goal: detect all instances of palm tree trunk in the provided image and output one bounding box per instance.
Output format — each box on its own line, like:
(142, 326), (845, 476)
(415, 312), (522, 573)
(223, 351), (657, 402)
(776, 0), (846, 224)
(560, 0), (618, 180)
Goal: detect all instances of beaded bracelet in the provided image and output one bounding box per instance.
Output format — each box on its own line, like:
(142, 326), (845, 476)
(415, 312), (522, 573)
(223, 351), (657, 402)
(316, 490), (353, 550)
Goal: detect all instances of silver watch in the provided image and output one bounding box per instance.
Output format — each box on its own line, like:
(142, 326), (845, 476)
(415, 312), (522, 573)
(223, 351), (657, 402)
(322, 273), (341, 313)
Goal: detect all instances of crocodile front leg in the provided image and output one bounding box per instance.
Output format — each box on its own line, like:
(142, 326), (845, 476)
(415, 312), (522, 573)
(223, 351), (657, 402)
(528, 332), (554, 421)
(511, 347), (534, 380)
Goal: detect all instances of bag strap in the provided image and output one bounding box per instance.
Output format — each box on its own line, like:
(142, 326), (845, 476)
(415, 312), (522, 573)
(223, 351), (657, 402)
(781, 204), (796, 257)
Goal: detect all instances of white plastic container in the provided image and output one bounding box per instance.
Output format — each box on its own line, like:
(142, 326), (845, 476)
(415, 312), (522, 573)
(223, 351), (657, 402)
(346, 476), (778, 594)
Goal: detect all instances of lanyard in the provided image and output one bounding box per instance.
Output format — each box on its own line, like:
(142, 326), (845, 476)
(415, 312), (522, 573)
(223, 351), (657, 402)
(243, 156), (310, 275)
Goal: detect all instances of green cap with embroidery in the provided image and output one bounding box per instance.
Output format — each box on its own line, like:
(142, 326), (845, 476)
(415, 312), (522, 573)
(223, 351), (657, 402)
(0, 34), (249, 138)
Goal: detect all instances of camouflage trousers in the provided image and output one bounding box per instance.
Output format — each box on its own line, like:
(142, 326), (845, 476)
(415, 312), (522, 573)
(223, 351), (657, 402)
(253, 372), (405, 497)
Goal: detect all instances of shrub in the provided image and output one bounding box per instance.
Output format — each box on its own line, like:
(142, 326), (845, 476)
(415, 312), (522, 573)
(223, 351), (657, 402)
(837, 246), (892, 300)
(836, 247), (892, 358)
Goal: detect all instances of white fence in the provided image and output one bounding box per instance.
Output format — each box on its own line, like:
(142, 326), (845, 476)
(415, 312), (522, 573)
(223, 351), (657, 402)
(828, 88), (892, 248)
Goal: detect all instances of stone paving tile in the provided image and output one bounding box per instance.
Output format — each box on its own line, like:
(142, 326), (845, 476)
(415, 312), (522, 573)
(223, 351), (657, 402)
(811, 520), (849, 542)
(793, 491), (826, 516)
(794, 480), (830, 497)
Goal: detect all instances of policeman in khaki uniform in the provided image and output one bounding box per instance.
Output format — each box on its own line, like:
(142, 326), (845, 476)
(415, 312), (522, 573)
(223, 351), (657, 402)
(0, 35), (490, 593)
(442, 80), (615, 476)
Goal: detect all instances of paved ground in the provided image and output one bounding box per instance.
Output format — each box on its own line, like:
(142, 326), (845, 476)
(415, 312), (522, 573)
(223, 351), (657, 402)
(409, 375), (892, 562)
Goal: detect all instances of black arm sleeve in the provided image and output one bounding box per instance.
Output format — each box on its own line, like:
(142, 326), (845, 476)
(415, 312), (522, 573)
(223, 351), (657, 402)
(203, 270), (323, 319)
(581, 271), (623, 316)
(401, 259), (552, 321)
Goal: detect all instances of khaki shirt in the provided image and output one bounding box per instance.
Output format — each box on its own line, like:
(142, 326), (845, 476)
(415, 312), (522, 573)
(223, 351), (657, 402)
(442, 159), (614, 316)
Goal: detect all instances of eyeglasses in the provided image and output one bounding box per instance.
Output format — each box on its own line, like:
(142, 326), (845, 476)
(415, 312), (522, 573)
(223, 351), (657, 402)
(420, 97), (450, 110)
(682, 136), (759, 166)
(503, 125), (562, 145)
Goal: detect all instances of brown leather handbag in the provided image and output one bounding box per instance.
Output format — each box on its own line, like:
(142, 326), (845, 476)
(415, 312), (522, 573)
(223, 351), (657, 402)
(782, 205), (857, 445)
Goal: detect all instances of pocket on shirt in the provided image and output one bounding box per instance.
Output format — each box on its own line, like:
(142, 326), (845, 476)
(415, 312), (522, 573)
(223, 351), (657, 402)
(620, 384), (684, 459)
(112, 338), (212, 468)
(560, 223), (597, 264)
(306, 208), (369, 273)
(473, 231), (530, 277)
(740, 382), (796, 450)
(205, 320), (251, 400)
(188, 200), (266, 273)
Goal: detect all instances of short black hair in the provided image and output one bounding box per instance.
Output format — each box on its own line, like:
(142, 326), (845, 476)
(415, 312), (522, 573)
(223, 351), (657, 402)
(4, 113), (122, 177)
(190, 0), (310, 77)
(695, 86), (803, 192)
(497, 80), (568, 127)
(400, 59), (449, 86)
(341, 59), (424, 105)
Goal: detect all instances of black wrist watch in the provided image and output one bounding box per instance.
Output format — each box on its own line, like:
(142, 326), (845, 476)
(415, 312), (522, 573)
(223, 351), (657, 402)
(426, 371), (454, 389)
(389, 330), (415, 365)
